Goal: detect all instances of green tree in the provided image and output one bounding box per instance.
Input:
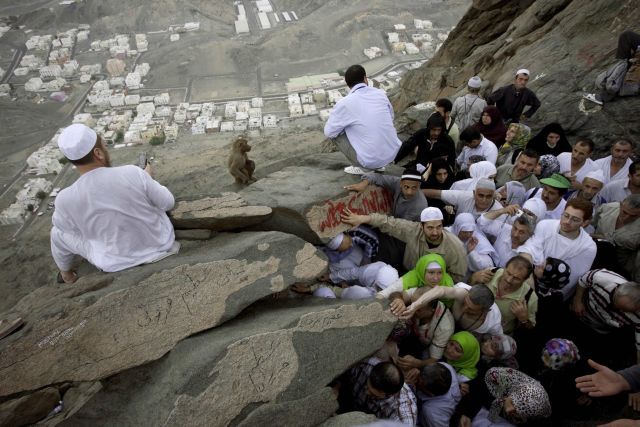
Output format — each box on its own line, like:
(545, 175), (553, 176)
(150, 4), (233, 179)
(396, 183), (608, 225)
(149, 135), (166, 146)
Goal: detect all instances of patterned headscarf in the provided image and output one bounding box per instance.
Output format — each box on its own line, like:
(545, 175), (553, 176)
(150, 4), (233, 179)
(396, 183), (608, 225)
(483, 334), (518, 360)
(542, 338), (580, 371)
(499, 123), (531, 155)
(446, 331), (480, 380)
(535, 257), (571, 297)
(503, 181), (527, 207)
(538, 154), (560, 179)
(485, 367), (552, 423)
(401, 253), (454, 290)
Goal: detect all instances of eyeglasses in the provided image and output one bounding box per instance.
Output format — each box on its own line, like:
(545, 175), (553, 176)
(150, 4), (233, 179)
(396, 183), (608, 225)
(561, 213), (583, 223)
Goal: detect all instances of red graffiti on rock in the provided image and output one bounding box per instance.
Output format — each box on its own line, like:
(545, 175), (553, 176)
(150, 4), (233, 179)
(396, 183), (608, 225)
(318, 188), (393, 232)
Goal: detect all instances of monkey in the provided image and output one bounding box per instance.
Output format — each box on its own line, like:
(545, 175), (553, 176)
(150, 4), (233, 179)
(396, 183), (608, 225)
(227, 136), (256, 184)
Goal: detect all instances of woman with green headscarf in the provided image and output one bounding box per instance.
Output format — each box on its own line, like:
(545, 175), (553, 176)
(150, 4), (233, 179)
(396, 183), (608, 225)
(379, 253), (454, 316)
(497, 123), (531, 167)
(445, 331), (481, 382)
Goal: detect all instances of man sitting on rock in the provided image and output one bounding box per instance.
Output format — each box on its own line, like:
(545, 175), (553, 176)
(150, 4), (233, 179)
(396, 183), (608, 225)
(51, 124), (179, 283)
(341, 207), (468, 282)
(341, 357), (418, 424)
(394, 113), (456, 169)
(324, 64), (401, 175)
(487, 68), (541, 124)
(455, 127), (498, 172)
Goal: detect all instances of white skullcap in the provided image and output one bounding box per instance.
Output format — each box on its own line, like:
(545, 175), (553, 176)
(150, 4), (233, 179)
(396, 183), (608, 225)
(58, 123), (97, 160)
(375, 264), (399, 288)
(584, 169), (605, 184)
(341, 286), (376, 299)
(420, 207), (443, 222)
(475, 178), (496, 190)
(313, 287), (336, 299)
(426, 261), (442, 270)
(468, 76), (482, 88)
(326, 233), (345, 250)
(516, 68), (530, 76)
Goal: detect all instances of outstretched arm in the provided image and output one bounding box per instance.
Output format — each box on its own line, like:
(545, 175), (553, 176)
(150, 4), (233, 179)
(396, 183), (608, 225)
(576, 359), (632, 397)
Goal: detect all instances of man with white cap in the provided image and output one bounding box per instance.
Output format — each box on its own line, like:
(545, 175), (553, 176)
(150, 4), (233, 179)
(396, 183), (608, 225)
(565, 169), (606, 211)
(341, 207), (468, 282)
(486, 68), (541, 124)
(51, 123), (178, 283)
(423, 178), (505, 220)
(451, 76), (487, 135)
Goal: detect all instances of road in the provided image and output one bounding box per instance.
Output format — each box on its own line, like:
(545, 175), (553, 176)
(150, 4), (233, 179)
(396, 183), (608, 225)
(1, 46), (25, 84)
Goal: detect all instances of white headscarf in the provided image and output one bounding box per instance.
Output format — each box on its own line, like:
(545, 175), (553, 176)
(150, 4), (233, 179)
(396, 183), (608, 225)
(522, 197), (547, 223)
(448, 213), (498, 260)
(450, 161), (498, 191)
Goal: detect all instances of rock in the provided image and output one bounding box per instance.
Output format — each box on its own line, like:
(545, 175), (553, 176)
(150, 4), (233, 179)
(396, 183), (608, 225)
(390, 0), (640, 157)
(240, 153), (398, 243)
(64, 299), (396, 426)
(169, 193), (272, 231)
(0, 231), (326, 397)
(319, 412), (379, 427)
(37, 383), (102, 427)
(174, 229), (214, 240)
(0, 387), (60, 427)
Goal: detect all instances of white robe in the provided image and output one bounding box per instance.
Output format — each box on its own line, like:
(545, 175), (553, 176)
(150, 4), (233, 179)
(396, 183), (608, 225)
(594, 156), (633, 184)
(557, 152), (598, 183)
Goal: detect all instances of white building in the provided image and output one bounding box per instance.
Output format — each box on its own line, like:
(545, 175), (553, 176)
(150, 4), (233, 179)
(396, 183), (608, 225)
(124, 95), (140, 105)
(235, 111), (249, 121)
(109, 93), (125, 107)
(300, 93), (313, 104)
(237, 101), (250, 113)
(319, 109), (332, 122)
(25, 77), (43, 92)
(224, 103), (237, 118)
(312, 88), (326, 103)
(394, 24), (406, 31)
(191, 123), (205, 135)
(248, 107), (262, 119)
(154, 93), (170, 105)
(39, 64), (62, 78)
(184, 22), (200, 31)
(251, 97), (264, 108)
(137, 102), (155, 115)
(135, 63), (150, 77)
(405, 43), (420, 54)
(248, 117), (261, 129)
(256, 0), (273, 13)
(94, 80), (110, 91)
(170, 34), (180, 42)
(125, 72), (141, 89)
(165, 124), (179, 141)
(387, 32), (399, 43)
(235, 18), (249, 34)
(135, 34), (148, 51)
(327, 90), (343, 106)
(258, 12), (271, 30)
(0, 205), (27, 225)
(73, 113), (95, 127)
(282, 12), (291, 22)
(14, 67), (29, 76)
(263, 114), (277, 128)
(201, 103), (216, 116)
(206, 117), (221, 132)
(303, 104), (317, 115)
(155, 106), (172, 118)
(364, 46), (382, 59)
(289, 103), (303, 117)
(77, 30), (90, 41)
(109, 77), (125, 88)
(62, 60), (79, 77)
(233, 121), (248, 131)
(26, 142), (64, 175)
(220, 121), (234, 132)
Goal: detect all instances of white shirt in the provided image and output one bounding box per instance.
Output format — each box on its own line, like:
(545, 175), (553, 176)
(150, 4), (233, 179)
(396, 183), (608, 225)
(595, 156), (633, 184)
(599, 178), (632, 203)
(517, 219), (597, 299)
(456, 137), (498, 170)
(51, 165), (176, 272)
(477, 214), (542, 267)
(557, 152), (598, 183)
(324, 83), (401, 169)
(525, 188), (567, 220)
(440, 190), (504, 220)
(417, 363), (461, 427)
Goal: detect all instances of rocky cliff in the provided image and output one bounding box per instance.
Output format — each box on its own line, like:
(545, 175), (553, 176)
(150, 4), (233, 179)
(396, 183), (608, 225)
(391, 0), (640, 156)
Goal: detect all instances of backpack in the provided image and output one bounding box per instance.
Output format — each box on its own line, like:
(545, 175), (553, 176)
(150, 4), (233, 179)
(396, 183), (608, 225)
(595, 60), (629, 95)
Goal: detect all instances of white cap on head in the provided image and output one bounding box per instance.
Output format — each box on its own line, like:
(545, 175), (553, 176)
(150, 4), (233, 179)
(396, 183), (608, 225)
(468, 76), (482, 88)
(584, 169), (605, 184)
(58, 123), (97, 161)
(516, 68), (530, 77)
(420, 207), (444, 222)
(426, 261), (442, 270)
(376, 264), (399, 288)
(475, 178), (496, 191)
(326, 233), (345, 250)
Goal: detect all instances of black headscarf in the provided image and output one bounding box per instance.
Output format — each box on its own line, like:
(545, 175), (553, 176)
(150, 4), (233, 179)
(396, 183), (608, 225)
(526, 123), (572, 157)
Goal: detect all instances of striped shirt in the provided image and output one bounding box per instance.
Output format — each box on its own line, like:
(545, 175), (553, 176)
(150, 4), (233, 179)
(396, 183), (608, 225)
(349, 357), (418, 425)
(579, 269), (640, 349)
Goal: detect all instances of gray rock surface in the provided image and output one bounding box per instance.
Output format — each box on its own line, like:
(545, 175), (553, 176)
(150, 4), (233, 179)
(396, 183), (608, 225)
(240, 153), (399, 243)
(391, 0), (640, 157)
(0, 231), (326, 397)
(63, 299), (396, 426)
(169, 192), (273, 231)
(0, 387), (60, 427)
(319, 412), (379, 427)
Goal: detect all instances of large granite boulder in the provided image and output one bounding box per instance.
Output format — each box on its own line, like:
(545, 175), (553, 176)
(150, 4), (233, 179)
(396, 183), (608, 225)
(169, 192), (273, 231)
(0, 231), (326, 397)
(62, 299), (397, 426)
(390, 0), (640, 157)
(241, 153), (397, 243)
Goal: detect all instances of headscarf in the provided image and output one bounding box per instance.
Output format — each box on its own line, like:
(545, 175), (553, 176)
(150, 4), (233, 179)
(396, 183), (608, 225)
(499, 123), (531, 156)
(474, 106), (507, 147)
(502, 181), (527, 207)
(535, 257), (571, 297)
(541, 338), (580, 371)
(485, 367), (552, 423)
(401, 253), (454, 290)
(538, 154), (560, 179)
(526, 122), (571, 156)
(450, 161), (497, 191)
(447, 331), (481, 380)
(449, 213), (498, 261)
(522, 197), (547, 223)
(422, 158), (454, 190)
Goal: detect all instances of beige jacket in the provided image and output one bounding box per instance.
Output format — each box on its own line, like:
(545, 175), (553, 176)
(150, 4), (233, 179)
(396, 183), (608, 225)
(368, 213), (469, 283)
(593, 202), (640, 280)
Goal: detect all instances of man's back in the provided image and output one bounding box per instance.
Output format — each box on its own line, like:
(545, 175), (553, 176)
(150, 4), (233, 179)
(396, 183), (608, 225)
(324, 84), (400, 169)
(52, 165), (176, 272)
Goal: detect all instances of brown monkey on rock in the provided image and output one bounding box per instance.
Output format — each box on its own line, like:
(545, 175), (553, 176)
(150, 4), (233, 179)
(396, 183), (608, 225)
(227, 136), (256, 184)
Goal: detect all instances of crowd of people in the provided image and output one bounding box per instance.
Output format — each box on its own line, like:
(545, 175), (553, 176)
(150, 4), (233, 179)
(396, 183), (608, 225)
(318, 62), (640, 426)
